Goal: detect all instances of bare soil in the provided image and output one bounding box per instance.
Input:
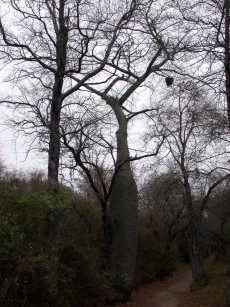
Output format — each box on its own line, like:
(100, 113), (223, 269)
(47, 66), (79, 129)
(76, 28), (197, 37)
(115, 264), (192, 307)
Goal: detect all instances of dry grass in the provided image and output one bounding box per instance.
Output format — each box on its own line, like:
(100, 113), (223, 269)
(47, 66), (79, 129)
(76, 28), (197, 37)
(179, 260), (230, 307)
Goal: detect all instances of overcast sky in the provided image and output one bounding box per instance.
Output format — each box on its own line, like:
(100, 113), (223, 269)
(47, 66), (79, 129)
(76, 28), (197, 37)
(0, 124), (46, 172)
(0, 91), (46, 172)
(0, 61), (47, 172)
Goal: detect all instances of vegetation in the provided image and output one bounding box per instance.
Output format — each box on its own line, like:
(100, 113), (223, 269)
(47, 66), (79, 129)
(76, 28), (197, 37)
(0, 166), (181, 305)
(181, 260), (230, 307)
(0, 169), (104, 306)
(0, 0), (230, 305)
(0, 164), (228, 306)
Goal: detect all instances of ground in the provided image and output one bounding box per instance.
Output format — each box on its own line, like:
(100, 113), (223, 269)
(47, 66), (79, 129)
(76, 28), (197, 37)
(116, 264), (192, 307)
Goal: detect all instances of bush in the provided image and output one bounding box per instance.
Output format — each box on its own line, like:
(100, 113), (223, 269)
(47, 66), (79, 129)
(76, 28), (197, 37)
(57, 243), (106, 306)
(0, 213), (24, 259)
(184, 260), (230, 307)
(2, 253), (50, 305)
(56, 198), (109, 306)
(135, 225), (179, 285)
(0, 169), (124, 305)
(0, 213), (25, 290)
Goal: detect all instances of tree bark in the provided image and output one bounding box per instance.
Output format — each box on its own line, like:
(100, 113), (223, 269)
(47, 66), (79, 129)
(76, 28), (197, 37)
(46, 84), (62, 301)
(224, 0), (230, 129)
(226, 247), (230, 299)
(182, 166), (205, 283)
(223, 0), (230, 296)
(186, 223), (204, 283)
(46, 1), (68, 300)
(107, 100), (138, 299)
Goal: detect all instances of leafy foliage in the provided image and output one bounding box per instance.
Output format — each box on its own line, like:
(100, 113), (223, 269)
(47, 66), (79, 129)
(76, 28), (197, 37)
(0, 214), (24, 258)
(135, 213), (180, 285)
(0, 164), (229, 305)
(0, 168), (109, 305)
(183, 260), (230, 307)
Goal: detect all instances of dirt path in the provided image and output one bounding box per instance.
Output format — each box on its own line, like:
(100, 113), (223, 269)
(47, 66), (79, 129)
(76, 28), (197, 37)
(116, 264), (192, 307)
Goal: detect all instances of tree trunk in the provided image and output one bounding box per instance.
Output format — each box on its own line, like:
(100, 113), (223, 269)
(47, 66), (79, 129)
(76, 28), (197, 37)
(182, 170), (204, 283)
(46, 1), (68, 299)
(186, 223), (204, 283)
(107, 100), (138, 299)
(223, 0), (230, 297)
(46, 91), (62, 301)
(224, 0), (230, 129)
(226, 247), (230, 298)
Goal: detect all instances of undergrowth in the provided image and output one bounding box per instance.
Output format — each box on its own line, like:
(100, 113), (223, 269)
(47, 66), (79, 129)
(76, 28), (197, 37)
(181, 260), (230, 307)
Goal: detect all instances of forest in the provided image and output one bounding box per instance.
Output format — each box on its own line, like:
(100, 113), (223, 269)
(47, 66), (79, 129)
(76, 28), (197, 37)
(0, 0), (230, 306)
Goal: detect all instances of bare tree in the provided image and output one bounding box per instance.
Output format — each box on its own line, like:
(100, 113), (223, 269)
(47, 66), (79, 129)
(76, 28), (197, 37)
(174, 0), (229, 120)
(173, 0), (230, 291)
(206, 183), (230, 258)
(151, 82), (230, 283)
(0, 0), (207, 300)
(62, 0), (197, 297)
(140, 171), (187, 245)
(0, 0), (140, 300)
(60, 97), (164, 298)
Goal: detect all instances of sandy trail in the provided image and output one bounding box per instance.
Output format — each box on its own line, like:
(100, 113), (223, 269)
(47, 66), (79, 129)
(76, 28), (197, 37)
(116, 264), (192, 307)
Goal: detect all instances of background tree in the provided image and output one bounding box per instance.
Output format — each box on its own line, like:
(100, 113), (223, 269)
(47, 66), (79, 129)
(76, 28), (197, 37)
(140, 171), (187, 245)
(48, 0), (196, 297)
(174, 0), (229, 126)
(161, 1), (230, 287)
(150, 81), (230, 283)
(2, 0), (230, 302)
(0, 0), (141, 300)
(61, 95), (164, 297)
(138, 171), (187, 280)
(206, 184), (230, 258)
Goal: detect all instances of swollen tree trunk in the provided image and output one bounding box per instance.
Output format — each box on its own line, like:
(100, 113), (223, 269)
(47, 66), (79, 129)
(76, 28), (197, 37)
(107, 100), (138, 299)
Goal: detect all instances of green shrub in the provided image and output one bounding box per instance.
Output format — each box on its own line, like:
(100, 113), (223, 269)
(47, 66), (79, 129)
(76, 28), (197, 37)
(135, 226), (179, 284)
(185, 260), (230, 307)
(0, 170), (109, 305)
(0, 213), (24, 259)
(0, 213), (25, 285)
(56, 198), (108, 306)
(2, 253), (50, 305)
